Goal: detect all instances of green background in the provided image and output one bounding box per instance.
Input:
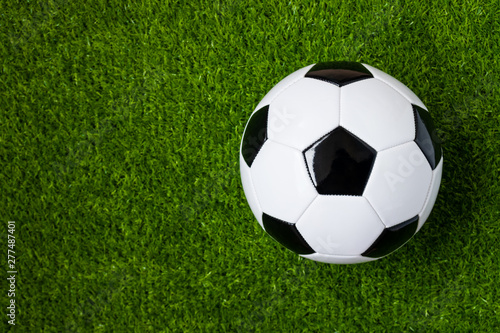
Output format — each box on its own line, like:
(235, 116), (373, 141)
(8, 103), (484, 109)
(1, 0), (499, 331)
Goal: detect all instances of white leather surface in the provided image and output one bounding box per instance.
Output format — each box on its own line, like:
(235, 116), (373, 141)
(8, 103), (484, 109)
(268, 78), (341, 151)
(250, 140), (317, 223)
(296, 195), (384, 256)
(364, 141), (433, 227)
(340, 78), (415, 152)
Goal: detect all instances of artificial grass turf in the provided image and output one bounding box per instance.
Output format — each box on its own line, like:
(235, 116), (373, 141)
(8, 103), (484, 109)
(1, 0), (500, 331)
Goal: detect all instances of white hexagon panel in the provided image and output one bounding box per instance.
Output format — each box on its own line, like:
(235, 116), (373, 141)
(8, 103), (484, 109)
(254, 64), (315, 111)
(240, 61), (443, 264)
(362, 63), (427, 110)
(363, 141), (432, 228)
(296, 196), (384, 256)
(418, 158), (443, 231)
(250, 140), (317, 224)
(267, 78), (340, 151)
(239, 154), (263, 228)
(340, 78), (415, 151)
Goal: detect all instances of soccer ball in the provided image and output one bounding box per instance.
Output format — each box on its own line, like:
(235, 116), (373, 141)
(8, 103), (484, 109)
(239, 61), (443, 264)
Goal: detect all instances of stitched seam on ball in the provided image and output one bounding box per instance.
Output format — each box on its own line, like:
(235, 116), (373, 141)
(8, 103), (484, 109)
(302, 147), (316, 189)
(420, 175), (434, 218)
(267, 72), (307, 106)
(375, 139), (414, 154)
(374, 76), (425, 109)
(321, 193), (360, 197)
(268, 138), (302, 153)
(300, 127), (354, 194)
(412, 104), (418, 142)
(339, 79), (416, 153)
(338, 84), (342, 127)
(306, 253), (372, 259)
(328, 127), (377, 194)
(364, 196), (388, 229)
(293, 193), (319, 225)
(247, 167), (263, 221)
(265, 74), (307, 142)
(261, 139), (319, 224)
(419, 159), (441, 218)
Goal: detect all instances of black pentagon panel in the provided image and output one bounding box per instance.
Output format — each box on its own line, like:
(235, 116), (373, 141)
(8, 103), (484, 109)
(361, 215), (419, 258)
(241, 105), (269, 167)
(304, 127), (376, 196)
(413, 105), (442, 170)
(262, 213), (315, 255)
(305, 61), (373, 87)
